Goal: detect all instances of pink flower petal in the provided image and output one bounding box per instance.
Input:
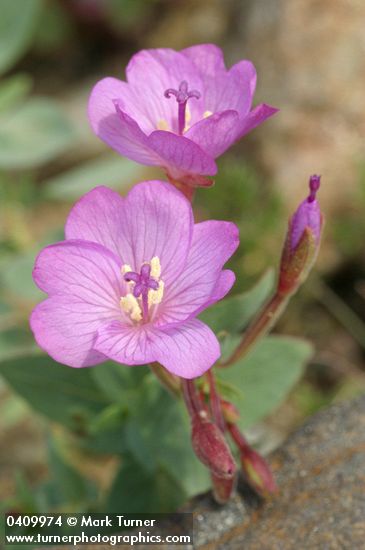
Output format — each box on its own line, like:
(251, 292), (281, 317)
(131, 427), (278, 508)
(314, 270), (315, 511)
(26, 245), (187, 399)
(185, 110), (239, 158)
(210, 269), (236, 303)
(237, 103), (278, 140)
(33, 239), (123, 308)
(94, 318), (220, 378)
(126, 48), (204, 128)
(158, 221), (239, 325)
(148, 130), (217, 179)
(88, 77), (160, 164)
(66, 182), (194, 286)
(122, 181), (193, 284)
(30, 296), (109, 368)
(181, 44), (226, 75)
(227, 60), (257, 116)
(94, 321), (155, 366)
(65, 186), (125, 255)
(182, 45), (255, 117)
(31, 240), (128, 367)
(151, 319), (221, 378)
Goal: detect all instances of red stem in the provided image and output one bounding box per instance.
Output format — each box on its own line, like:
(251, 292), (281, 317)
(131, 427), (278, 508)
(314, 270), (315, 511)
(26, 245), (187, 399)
(182, 379), (203, 417)
(206, 370), (225, 432)
(219, 291), (288, 367)
(227, 422), (249, 453)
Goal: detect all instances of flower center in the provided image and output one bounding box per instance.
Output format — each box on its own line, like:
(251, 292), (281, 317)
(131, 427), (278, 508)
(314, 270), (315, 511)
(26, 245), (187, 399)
(164, 80), (201, 135)
(120, 257), (164, 323)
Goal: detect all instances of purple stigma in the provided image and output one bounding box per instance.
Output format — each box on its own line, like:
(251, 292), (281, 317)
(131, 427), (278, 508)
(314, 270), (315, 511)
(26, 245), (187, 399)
(164, 80), (201, 103)
(308, 175), (321, 203)
(124, 264), (159, 321)
(164, 80), (201, 135)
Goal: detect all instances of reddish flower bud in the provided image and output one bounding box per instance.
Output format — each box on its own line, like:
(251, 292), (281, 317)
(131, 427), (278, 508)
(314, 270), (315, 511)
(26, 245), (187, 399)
(279, 175), (323, 295)
(191, 412), (236, 479)
(211, 472), (237, 504)
(240, 447), (278, 498)
(220, 399), (240, 424)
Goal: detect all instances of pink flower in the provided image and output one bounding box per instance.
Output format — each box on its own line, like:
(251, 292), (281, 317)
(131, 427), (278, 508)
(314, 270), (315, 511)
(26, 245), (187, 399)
(30, 181), (239, 378)
(88, 44), (278, 187)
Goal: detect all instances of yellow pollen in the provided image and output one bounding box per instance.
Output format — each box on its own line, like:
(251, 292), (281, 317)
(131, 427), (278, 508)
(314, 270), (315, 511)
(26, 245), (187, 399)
(157, 119), (169, 131)
(121, 264), (133, 276)
(185, 105), (192, 123)
(120, 293), (142, 322)
(203, 110), (213, 118)
(150, 256), (161, 279)
(148, 280), (164, 307)
(183, 105), (192, 133)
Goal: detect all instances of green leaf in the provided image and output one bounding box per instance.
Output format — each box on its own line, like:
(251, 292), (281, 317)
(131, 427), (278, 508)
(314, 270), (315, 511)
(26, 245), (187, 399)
(81, 422), (129, 455)
(0, 74), (32, 114)
(216, 336), (313, 428)
(41, 434), (97, 510)
(199, 269), (275, 334)
(42, 154), (146, 200)
(122, 377), (210, 496)
(0, 354), (109, 429)
(106, 454), (186, 513)
(0, 0), (42, 75)
(89, 402), (128, 434)
(93, 365), (210, 495)
(13, 471), (42, 514)
(91, 361), (148, 403)
(0, 98), (75, 169)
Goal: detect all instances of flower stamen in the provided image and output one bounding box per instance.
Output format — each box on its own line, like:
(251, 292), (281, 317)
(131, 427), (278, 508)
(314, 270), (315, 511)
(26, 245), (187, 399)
(121, 257), (164, 323)
(164, 80), (201, 135)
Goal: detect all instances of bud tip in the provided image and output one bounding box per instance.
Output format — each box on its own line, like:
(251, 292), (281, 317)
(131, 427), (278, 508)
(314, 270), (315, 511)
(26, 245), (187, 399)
(308, 174), (321, 202)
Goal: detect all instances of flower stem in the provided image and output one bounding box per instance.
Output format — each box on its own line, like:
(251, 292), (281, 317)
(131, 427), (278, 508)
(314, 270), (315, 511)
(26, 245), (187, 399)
(219, 290), (288, 367)
(227, 422), (248, 450)
(149, 362), (181, 397)
(167, 177), (195, 202)
(206, 370), (226, 432)
(182, 379), (204, 417)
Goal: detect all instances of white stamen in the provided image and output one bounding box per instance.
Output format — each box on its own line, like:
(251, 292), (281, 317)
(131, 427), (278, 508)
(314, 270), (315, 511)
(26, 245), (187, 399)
(203, 110), (213, 118)
(150, 256), (161, 279)
(121, 264), (133, 275)
(120, 293), (142, 322)
(148, 280), (164, 307)
(183, 105), (192, 133)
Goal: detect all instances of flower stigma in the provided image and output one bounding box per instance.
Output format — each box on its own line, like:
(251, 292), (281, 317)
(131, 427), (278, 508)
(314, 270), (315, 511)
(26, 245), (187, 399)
(164, 80), (201, 135)
(120, 256), (164, 323)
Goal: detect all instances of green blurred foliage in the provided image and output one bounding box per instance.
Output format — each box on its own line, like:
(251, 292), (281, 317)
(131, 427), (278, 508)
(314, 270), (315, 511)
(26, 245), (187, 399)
(196, 159), (283, 291)
(0, 0), (42, 75)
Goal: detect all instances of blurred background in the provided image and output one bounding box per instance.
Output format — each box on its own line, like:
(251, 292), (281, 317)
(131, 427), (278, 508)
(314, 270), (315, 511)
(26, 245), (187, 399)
(1, 0), (365, 516)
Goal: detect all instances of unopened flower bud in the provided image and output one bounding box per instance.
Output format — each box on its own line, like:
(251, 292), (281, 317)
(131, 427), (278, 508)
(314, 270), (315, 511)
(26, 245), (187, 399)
(240, 447), (278, 498)
(220, 399), (240, 424)
(191, 413), (236, 479)
(211, 472), (237, 504)
(279, 175), (323, 295)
